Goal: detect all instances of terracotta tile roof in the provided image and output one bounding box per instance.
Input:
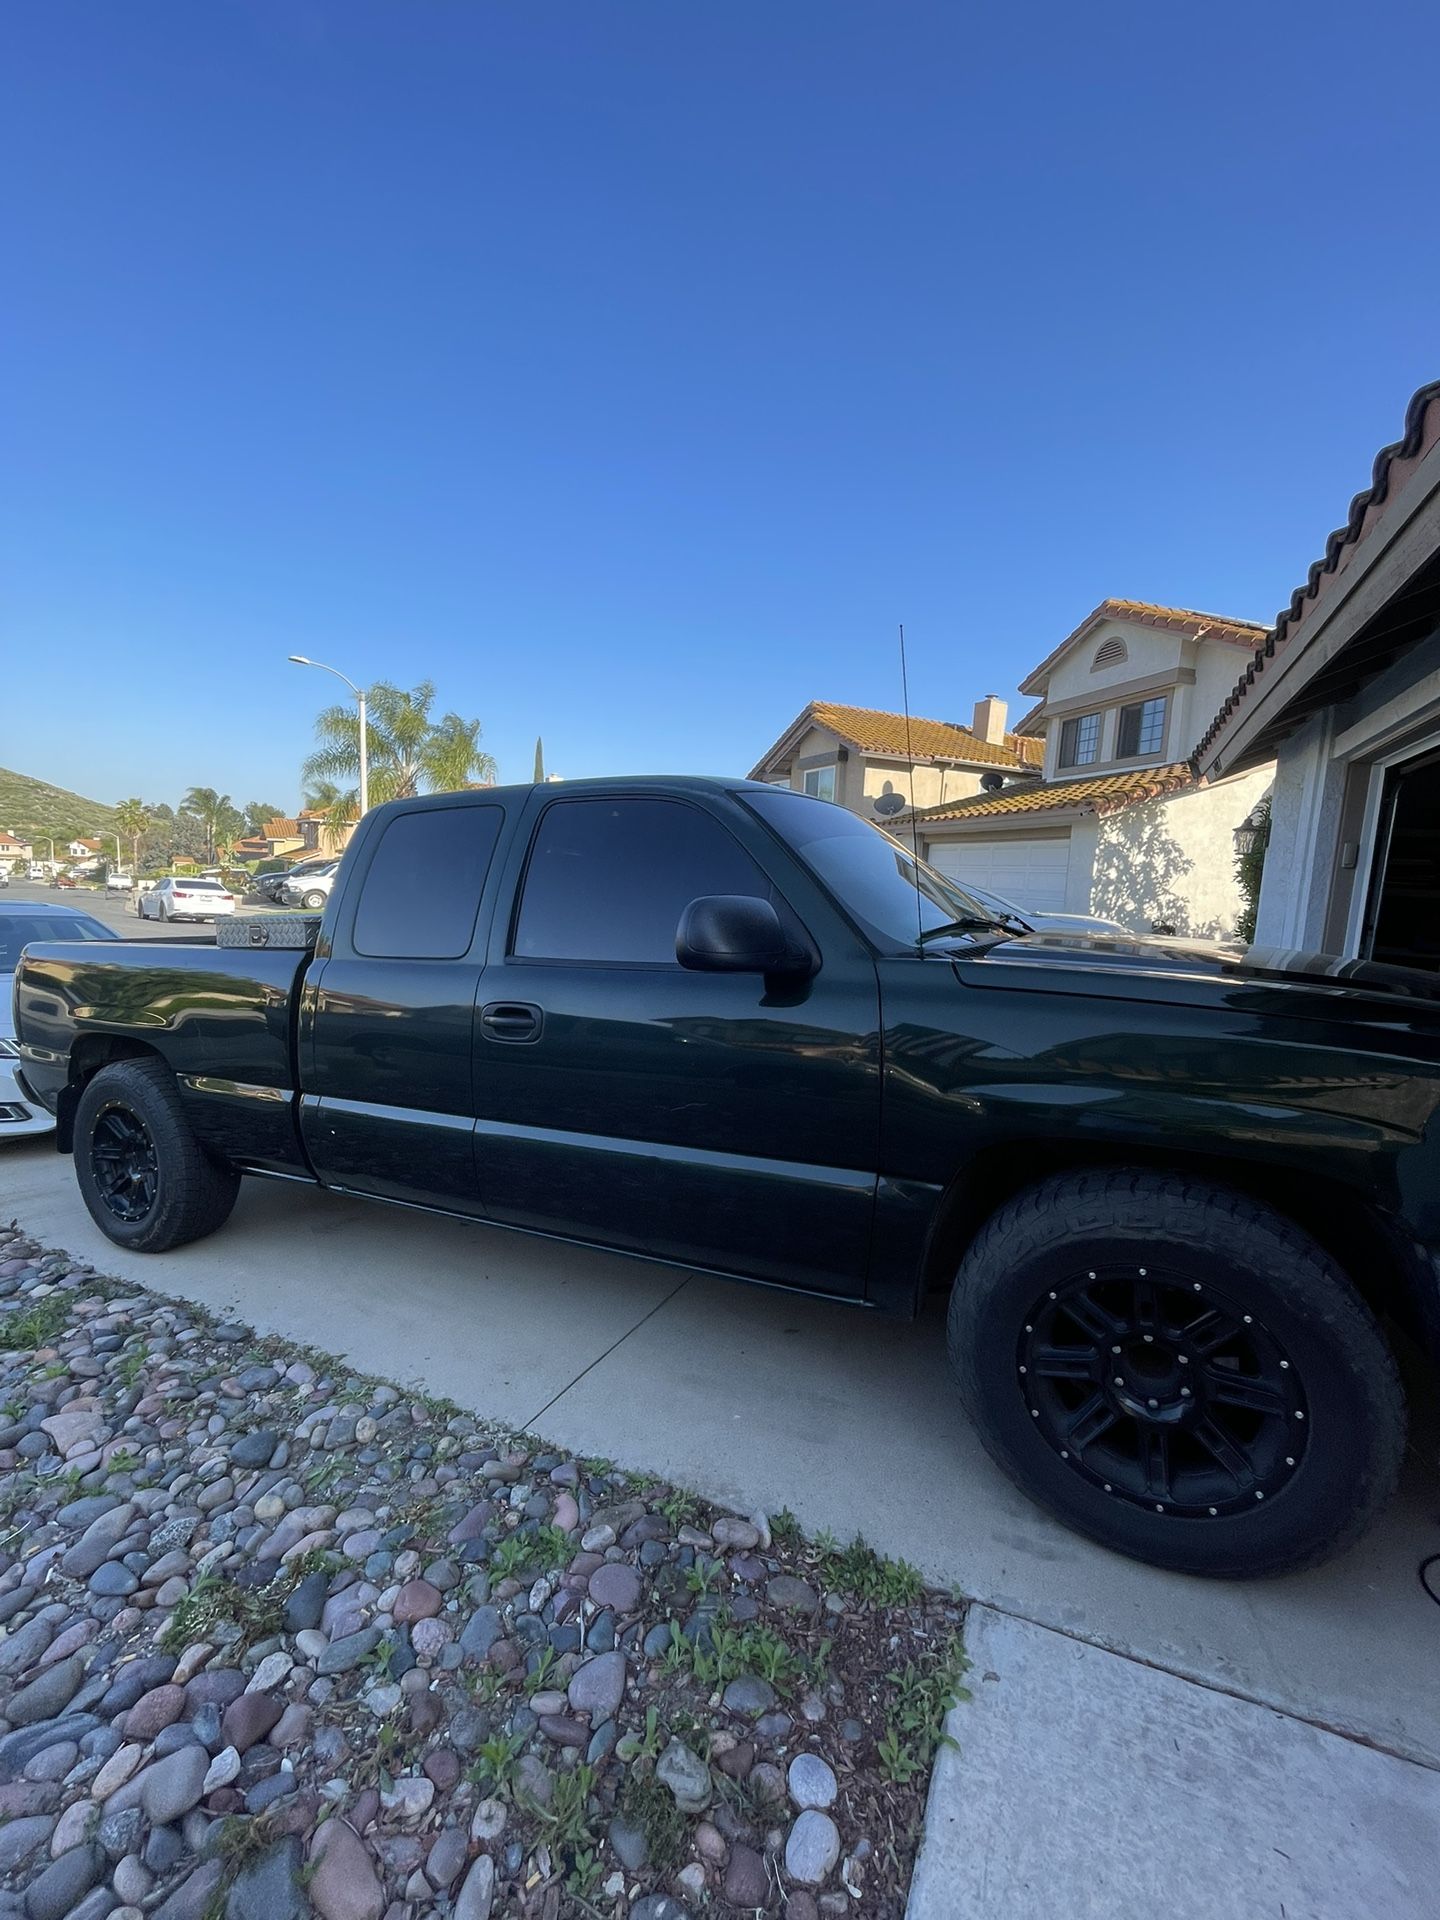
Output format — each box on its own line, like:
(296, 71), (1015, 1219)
(1193, 378), (1440, 773)
(261, 817), (301, 838)
(1019, 600), (1267, 696)
(914, 762), (1195, 823)
(749, 702), (1042, 779)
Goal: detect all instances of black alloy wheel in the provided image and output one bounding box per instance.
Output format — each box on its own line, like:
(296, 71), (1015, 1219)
(947, 1169), (1407, 1576)
(88, 1104), (160, 1222)
(1018, 1265), (1306, 1518)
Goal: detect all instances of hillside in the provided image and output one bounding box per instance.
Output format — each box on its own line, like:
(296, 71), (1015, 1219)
(0, 766), (119, 846)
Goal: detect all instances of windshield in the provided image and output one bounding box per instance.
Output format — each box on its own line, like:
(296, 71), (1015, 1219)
(743, 789), (1003, 949)
(0, 913), (118, 970)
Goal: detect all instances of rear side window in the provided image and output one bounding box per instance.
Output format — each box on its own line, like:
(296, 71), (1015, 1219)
(513, 797), (769, 965)
(353, 806), (503, 958)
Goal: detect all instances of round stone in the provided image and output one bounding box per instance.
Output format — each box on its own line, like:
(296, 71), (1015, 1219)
(785, 1810), (840, 1887)
(587, 1562), (641, 1613)
(787, 1752), (838, 1810)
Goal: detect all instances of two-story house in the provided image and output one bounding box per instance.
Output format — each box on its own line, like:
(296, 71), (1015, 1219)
(0, 832), (33, 873)
(910, 601), (1276, 936)
(748, 698), (1043, 819)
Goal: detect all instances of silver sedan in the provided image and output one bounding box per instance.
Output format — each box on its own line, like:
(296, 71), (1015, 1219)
(0, 902), (119, 1140)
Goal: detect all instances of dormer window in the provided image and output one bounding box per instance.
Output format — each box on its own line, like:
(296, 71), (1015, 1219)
(1057, 712), (1101, 769)
(1092, 637), (1128, 670)
(1118, 695), (1167, 758)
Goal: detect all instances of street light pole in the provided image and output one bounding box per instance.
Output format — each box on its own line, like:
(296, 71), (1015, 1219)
(288, 655), (369, 821)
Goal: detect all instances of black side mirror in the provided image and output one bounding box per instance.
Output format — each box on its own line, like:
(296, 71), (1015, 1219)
(676, 895), (802, 975)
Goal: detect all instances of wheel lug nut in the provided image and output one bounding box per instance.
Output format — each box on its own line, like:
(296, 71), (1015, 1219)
(1285, 1456), (1295, 1466)
(1113, 1377), (1124, 1387)
(1180, 1388), (1191, 1399)
(1143, 1333), (1154, 1343)
(1178, 1355), (1188, 1365)
(1111, 1345), (1121, 1354)
(1147, 1399), (1158, 1409)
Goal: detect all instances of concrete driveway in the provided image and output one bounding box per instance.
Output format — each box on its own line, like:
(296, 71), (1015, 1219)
(5, 1139), (1439, 1770)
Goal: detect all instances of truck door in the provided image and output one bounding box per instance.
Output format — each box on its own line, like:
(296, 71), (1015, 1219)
(299, 797), (508, 1210)
(470, 789), (881, 1294)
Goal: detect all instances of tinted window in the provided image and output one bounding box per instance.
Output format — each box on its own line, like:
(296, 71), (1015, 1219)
(743, 788), (991, 949)
(353, 806), (502, 958)
(0, 914), (117, 969)
(1118, 695), (1166, 757)
(514, 798), (768, 964)
(1058, 712), (1101, 768)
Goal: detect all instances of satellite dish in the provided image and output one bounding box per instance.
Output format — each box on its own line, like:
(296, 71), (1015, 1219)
(872, 791), (906, 817)
(980, 771), (1006, 793)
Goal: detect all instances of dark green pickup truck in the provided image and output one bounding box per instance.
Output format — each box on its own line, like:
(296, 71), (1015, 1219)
(13, 778), (1440, 1577)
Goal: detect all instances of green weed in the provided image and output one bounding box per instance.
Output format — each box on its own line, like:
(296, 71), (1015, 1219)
(0, 1296), (68, 1352)
(824, 1534), (924, 1607)
(617, 1766), (686, 1873)
(877, 1632), (969, 1784)
(158, 1571), (284, 1655)
(466, 1731), (527, 1797)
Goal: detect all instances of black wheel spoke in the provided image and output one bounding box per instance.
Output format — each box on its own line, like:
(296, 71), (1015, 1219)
(1029, 1344), (1100, 1382)
(1130, 1277), (1162, 1337)
(1194, 1416), (1254, 1488)
(1061, 1289), (1123, 1345)
(1141, 1428), (1172, 1502)
(1066, 1392), (1118, 1452)
(89, 1105), (158, 1223)
(1184, 1305), (1241, 1356)
(1204, 1367), (1286, 1415)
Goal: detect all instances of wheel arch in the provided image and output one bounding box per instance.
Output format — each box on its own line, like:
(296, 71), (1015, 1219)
(56, 1037), (167, 1152)
(923, 1140), (1436, 1358)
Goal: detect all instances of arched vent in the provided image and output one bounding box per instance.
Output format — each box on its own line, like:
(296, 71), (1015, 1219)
(1092, 637), (1128, 670)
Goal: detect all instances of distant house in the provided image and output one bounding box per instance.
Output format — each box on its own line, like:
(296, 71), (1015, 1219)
(67, 837), (103, 861)
(0, 832), (33, 872)
(748, 698), (1043, 821)
(297, 808), (359, 857)
(1194, 380), (1440, 973)
(257, 817), (308, 856)
(910, 601), (1275, 936)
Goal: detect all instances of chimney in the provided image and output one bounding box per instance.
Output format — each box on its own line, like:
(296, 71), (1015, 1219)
(972, 694), (1007, 745)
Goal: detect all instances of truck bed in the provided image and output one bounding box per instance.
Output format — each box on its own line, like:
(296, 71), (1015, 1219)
(13, 942), (311, 1172)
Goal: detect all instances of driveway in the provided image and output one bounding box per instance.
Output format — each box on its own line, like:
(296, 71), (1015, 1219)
(7, 1141), (1439, 1772)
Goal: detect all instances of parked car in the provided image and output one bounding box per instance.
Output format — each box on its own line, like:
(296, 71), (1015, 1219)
(13, 777), (1440, 1578)
(279, 861), (339, 909)
(0, 901), (119, 1139)
(951, 880), (1129, 938)
(257, 856), (332, 904)
(0, 871), (8, 890)
(51, 874), (76, 889)
(106, 871), (134, 892)
(137, 877), (236, 923)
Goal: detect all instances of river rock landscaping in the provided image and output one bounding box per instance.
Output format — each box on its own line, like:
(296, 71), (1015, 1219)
(0, 1224), (966, 1919)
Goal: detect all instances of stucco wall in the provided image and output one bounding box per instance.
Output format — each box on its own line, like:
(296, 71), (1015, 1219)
(780, 726), (994, 817)
(1089, 766), (1274, 938)
(1036, 619), (1260, 779)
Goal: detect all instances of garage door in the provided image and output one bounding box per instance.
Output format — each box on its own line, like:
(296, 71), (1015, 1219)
(927, 834), (1072, 913)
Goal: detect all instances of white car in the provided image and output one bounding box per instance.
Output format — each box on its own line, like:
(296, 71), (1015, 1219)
(138, 876), (237, 923)
(957, 880), (1130, 937)
(280, 862), (339, 910)
(106, 870), (134, 892)
(1, 901), (119, 1138)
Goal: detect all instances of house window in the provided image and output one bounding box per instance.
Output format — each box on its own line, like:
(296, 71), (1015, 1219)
(1118, 696), (1167, 758)
(802, 765), (837, 801)
(1057, 713), (1101, 769)
(1092, 637), (1128, 670)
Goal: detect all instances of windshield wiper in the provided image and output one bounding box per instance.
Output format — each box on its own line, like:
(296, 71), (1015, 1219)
(916, 915), (1015, 943)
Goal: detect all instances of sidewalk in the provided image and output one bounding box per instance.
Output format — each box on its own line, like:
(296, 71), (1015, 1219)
(909, 1606), (1440, 1919)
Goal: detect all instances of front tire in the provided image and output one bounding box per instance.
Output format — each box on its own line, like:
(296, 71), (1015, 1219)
(302, 891), (326, 910)
(947, 1169), (1405, 1577)
(74, 1060), (240, 1252)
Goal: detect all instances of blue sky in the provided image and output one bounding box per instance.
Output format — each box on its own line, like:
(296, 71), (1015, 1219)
(3, 1), (1436, 811)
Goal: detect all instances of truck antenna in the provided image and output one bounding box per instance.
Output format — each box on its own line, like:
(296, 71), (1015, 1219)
(898, 622), (925, 950)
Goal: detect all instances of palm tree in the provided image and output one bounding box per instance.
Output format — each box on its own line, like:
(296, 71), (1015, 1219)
(302, 779), (360, 836)
(302, 681), (497, 809)
(181, 787), (241, 862)
(115, 798), (150, 874)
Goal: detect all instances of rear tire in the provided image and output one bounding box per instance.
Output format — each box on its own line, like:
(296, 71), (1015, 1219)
(302, 891), (326, 910)
(74, 1059), (240, 1252)
(947, 1169), (1406, 1577)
